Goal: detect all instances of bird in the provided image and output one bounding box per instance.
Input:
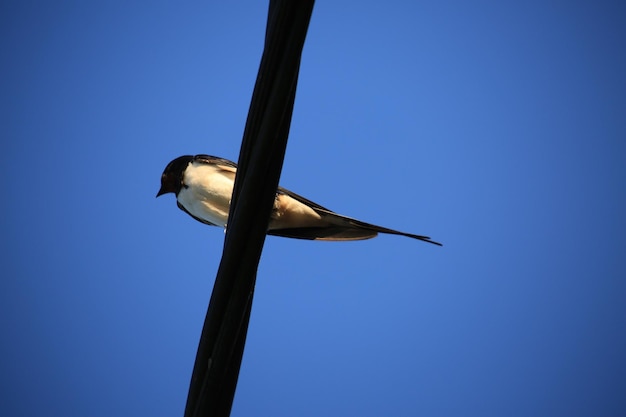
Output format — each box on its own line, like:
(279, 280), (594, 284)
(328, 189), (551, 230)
(157, 154), (442, 246)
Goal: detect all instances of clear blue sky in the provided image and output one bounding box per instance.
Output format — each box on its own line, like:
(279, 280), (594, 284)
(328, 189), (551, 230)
(2, 1), (625, 416)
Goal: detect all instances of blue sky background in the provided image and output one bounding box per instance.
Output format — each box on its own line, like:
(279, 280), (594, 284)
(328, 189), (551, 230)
(2, 1), (625, 416)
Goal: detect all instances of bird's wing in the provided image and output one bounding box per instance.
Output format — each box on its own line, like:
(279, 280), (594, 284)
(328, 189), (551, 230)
(193, 154), (238, 178)
(272, 186), (442, 245)
(193, 154), (238, 169)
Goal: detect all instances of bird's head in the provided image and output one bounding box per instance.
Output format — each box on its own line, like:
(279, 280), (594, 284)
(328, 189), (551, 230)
(156, 155), (194, 197)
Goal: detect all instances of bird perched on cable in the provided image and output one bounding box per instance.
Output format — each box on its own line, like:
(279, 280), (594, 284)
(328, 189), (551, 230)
(157, 155), (441, 245)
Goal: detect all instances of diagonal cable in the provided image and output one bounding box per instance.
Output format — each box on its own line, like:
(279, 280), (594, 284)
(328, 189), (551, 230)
(184, 1), (315, 416)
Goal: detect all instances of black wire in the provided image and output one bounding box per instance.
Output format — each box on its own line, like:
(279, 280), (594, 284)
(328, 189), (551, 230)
(183, 2), (315, 416)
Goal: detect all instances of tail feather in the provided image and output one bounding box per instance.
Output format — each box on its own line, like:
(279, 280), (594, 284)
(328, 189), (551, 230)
(269, 208), (442, 245)
(271, 187), (442, 245)
(324, 210), (443, 246)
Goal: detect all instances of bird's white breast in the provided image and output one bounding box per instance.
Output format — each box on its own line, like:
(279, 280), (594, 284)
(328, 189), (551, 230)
(176, 162), (234, 227)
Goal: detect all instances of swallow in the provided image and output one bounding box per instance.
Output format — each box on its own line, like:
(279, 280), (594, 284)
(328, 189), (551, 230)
(157, 155), (442, 245)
